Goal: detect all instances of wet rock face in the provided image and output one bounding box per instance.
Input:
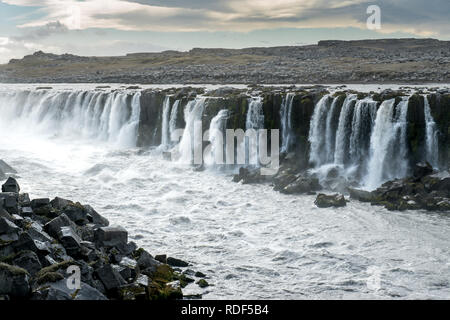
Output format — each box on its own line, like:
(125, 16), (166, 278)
(0, 177), (196, 301)
(350, 163), (450, 212)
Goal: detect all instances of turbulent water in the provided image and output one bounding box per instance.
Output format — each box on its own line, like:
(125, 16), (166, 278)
(1, 86), (449, 299)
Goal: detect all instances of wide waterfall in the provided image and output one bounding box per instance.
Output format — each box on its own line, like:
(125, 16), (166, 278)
(0, 89), (141, 148)
(424, 95), (439, 168)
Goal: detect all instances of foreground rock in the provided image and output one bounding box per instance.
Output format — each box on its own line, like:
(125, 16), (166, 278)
(0, 177), (196, 300)
(314, 194), (347, 208)
(349, 163), (450, 212)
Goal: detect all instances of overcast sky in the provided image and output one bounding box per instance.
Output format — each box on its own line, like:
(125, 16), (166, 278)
(0, 0), (449, 63)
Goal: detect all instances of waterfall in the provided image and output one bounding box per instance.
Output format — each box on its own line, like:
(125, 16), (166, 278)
(178, 98), (206, 164)
(161, 96), (171, 147)
(424, 95), (439, 168)
(169, 100), (180, 144)
(0, 89), (141, 148)
(348, 99), (378, 167)
(324, 96), (341, 163)
(334, 95), (357, 165)
(205, 109), (228, 166)
(365, 98), (410, 190)
(280, 93), (295, 153)
(246, 97), (264, 130)
(309, 95), (331, 167)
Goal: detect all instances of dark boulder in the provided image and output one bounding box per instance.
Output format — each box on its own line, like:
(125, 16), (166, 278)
(95, 264), (127, 292)
(314, 194), (347, 208)
(348, 188), (374, 202)
(413, 162), (433, 179)
(63, 203), (88, 225)
(84, 205), (109, 226)
(0, 262), (30, 298)
(2, 177), (20, 193)
(94, 227), (128, 248)
(136, 250), (161, 275)
(44, 214), (78, 239)
(0, 192), (19, 215)
(167, 257), (189, 267)
(0, 216), (20, 241)
(31, 198), (50, 209)
(281, 177), (322, 195)
(12, 251), (42, 277)
(57, 226), (82, 257)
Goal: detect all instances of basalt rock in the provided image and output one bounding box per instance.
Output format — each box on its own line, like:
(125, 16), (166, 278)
(0, 177), (187, 300)
(314, 194), (347, 208)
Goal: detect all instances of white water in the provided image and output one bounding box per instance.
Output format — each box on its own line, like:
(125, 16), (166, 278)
(0, 89), (141, 148)
(169, 100), (181, 144)
(424, 96), (439, 168)
(205, 109), (228, 166)
(364, 98), (410, 190)
(1, 87), (450, 299)
(178, 98), (206, 164)
(309, 95), (331, 167)
(246, 97), (264, 130)
(161, 96), (171, 148)
(334, 95), (357, 166)
(280, 93), (295, 153)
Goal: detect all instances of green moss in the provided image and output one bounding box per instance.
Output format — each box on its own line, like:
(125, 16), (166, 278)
(148, 281), (182, 300)
(196, 279), (210, 288)
(0, 262), (29, 276)
(35, 271), (64, 285)
(36, 260), (75, 279)
(118, 285), (146, 301)
(153, 264), (174, 283)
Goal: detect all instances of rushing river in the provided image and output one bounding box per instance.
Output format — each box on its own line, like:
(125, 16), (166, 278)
(0, 85), (449, 299)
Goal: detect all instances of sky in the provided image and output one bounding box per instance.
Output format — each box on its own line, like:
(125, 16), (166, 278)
(0, 0), (449, 63)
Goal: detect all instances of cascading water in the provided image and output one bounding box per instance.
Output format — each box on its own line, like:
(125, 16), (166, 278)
(169, 100), (180, 144)
(334, 94), (357, 166)
(178, 98), (206, 164)
(364, 97), (410, 190)
(246, 97), (264, 130)
(280, 93), (295, 153)
(205, 109), (229, 167)
(348, 99), (378, 168)
(161, 96), (171, 148)
(424, 95), (439, 168)
(246, 97), (264, 166)
(324, 96), (341, 163)
(309, 95), (331, 167)
(0, 89), (141, 148)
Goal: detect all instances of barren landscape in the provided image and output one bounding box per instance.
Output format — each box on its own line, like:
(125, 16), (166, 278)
(1, 38), (449, 84)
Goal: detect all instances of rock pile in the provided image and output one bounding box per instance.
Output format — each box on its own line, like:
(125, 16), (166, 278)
(0, 174), (206, 300)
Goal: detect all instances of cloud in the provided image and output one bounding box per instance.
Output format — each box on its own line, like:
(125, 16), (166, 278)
(12, 21), (68, 41)
(1, 0), (448, 38)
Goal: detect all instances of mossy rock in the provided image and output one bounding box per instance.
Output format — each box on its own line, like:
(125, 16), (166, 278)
(35, 271), (64, 285)
(173, 272), (194, 288)
(118, 284), (146, 301)
(0, 262), (29, 276)
(196, 279), (210, 288)
(35, 260), (75, 279)
(147, 280), (182, 300)
(152, 264), (174, 283)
